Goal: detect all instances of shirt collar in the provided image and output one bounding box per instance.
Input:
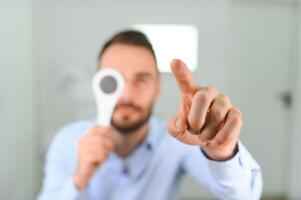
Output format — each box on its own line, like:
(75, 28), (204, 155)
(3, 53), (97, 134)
(123, 116), (165, 178)
(143, 116), (165, 151)
(105, 117), (166, 179)
(91, 116), (165, 151)
(94, 116), (166, 179)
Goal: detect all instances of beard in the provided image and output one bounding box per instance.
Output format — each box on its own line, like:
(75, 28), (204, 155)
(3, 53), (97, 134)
(111, 103), (153, 134)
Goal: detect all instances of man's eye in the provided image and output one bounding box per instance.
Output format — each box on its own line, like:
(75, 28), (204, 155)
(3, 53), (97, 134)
(136, 79), (147, 84)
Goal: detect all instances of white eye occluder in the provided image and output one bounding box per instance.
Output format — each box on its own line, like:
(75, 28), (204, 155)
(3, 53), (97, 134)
(92, 68), (125, 126)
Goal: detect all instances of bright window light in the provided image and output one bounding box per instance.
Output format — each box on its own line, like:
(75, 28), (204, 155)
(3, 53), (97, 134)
(133, 24), (198, 73)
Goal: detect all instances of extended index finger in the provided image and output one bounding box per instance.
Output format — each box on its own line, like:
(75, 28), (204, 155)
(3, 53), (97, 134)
(170, 59), (199, 94)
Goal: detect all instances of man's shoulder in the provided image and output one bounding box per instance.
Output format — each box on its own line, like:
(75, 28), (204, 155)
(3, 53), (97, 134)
(60, 119), (95, 133)
(53, 119), (95, 143)
(45, 119), (95, 161)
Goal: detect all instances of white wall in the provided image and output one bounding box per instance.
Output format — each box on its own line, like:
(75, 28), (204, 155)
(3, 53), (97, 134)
(229, 1), (297, 196)
(0, 1), (36, 200)
(1, 0), (301, 199)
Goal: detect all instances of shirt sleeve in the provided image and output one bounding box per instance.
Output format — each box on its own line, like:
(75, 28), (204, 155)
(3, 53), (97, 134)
(37, 127), (86, 200)
(181, 141), (262, 200)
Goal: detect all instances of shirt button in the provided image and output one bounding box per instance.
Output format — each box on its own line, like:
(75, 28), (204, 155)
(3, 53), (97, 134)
(122, 165), (129, 176)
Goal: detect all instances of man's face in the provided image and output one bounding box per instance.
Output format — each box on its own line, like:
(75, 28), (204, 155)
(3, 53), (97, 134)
(99, 43), (160, 133)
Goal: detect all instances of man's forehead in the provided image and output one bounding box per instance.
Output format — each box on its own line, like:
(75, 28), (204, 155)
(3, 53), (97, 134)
(99, 43), (157, 77)
(101, 65), (154, 78)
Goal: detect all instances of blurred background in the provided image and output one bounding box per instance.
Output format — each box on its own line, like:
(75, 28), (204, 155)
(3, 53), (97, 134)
(1, 0), (301, 199)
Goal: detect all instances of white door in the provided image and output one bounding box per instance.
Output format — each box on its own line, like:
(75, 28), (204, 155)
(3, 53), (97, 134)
(228, 1), (296, 196)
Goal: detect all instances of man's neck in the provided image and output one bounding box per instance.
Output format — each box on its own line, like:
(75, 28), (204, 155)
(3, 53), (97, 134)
(113, 123), (149, 158)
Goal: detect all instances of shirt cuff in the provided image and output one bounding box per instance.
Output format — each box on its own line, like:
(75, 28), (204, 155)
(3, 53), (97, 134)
(201, 141), (260, 170)
(201, 142), (239, 162)
(199, 141), (262, 199)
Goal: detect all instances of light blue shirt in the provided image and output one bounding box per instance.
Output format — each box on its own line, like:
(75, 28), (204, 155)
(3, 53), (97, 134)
(38, 117), (262, 200)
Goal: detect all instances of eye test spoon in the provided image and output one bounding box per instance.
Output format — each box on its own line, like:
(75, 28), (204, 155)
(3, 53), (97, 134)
(92, 68), (125, 126)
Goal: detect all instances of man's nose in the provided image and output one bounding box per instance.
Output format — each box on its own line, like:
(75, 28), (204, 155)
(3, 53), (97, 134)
(118, 83), (134, 102)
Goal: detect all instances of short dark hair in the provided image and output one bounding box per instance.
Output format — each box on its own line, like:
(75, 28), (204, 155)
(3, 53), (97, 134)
(98, 30), (158, 67)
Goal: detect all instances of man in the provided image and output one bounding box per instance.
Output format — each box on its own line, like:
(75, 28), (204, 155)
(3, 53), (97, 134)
(38, 30), (262, 200)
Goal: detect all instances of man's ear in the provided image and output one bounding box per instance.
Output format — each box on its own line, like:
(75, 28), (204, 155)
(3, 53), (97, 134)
(155, 79), (161, 101)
